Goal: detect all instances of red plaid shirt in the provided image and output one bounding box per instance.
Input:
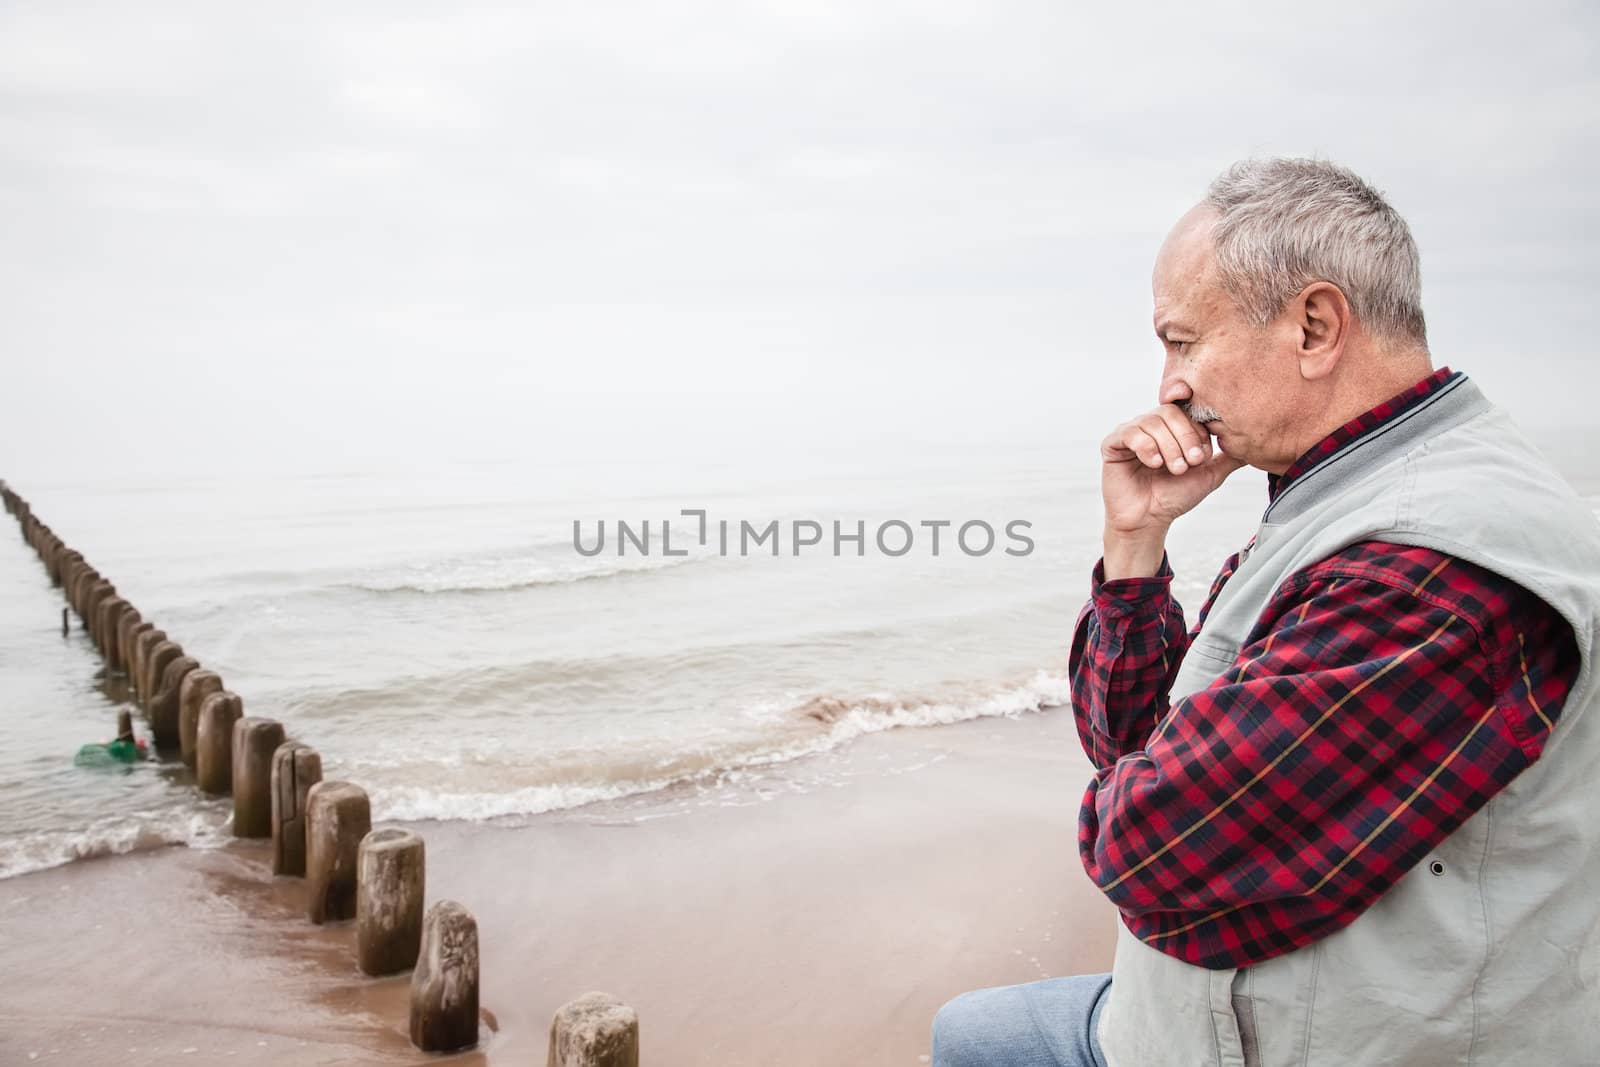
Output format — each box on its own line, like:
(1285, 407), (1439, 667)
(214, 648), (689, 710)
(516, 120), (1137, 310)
(1070, 367), (1581, 969)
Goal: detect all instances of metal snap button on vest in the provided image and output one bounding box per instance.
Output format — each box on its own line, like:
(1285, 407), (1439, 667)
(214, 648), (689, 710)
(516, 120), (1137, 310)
(1429, 860), (1446, 876)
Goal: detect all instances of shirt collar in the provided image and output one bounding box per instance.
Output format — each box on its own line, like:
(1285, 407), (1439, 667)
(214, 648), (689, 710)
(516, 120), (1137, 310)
(1265, 366), (1461, 503)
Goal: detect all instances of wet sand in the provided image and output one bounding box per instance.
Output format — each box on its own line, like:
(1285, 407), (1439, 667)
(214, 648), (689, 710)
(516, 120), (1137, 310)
(0, 707), (1116, 1066)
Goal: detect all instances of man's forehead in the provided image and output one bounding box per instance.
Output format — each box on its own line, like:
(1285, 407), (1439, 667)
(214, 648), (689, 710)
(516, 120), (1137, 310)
(1151, 204), (1219, 326)
(1151, 257), (1210, 331)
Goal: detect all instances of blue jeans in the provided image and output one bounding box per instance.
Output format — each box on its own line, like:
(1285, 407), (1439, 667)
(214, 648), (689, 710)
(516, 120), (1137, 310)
(930, 974), (1112, 1067)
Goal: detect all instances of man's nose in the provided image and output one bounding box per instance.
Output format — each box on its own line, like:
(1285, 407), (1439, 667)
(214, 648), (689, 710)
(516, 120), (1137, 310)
(1157, 347), (1193, 406)
(1159, 373), (1193, 407)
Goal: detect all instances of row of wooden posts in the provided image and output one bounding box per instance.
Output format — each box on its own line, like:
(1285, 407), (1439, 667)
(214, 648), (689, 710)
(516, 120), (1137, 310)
(1, 480), (642, 1067)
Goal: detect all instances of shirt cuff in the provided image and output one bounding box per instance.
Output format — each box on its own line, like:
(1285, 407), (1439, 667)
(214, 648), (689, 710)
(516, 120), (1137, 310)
(1090, 553), (1174, 623)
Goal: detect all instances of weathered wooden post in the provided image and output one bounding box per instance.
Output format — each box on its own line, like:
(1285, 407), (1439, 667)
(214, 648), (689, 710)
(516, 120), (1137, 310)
(73, 573), (100, 623)
(82, 579), (113, 639)
(99, 598), (132, 669)
(58, 565), (79, 613)
(83, 580), (113, 645)
(92, 595), (111, 652)
(548, 993), (641, 1067)
(149, 655), (199, 752)
(119, 617), (150, 679)
(196, 691), (244, 795)
(409, 900), (479, 1053)
(71, 569), (98, 617)
(89, 589), (118, 656)
(141, 640), (183, 708)
(178, 670), (223, 768)
(58, 552), (84, 604)
(305, 781), (371, 924)
(270, 742), (322, 876)
(357, 828), (426, 976)
(131, 629), (166, 702)
(231, 717), (284, 838)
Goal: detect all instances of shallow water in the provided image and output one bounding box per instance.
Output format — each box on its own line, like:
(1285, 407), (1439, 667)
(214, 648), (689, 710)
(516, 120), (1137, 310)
(5, 432), (1590, 879)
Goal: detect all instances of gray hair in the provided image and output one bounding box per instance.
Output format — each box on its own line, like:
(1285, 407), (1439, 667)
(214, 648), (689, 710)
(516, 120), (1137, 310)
(1204, 158), (1427, 347)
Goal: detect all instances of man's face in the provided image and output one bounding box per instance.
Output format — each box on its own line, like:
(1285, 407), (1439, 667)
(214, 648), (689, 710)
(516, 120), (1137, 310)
(1150, 204), (1303, 473)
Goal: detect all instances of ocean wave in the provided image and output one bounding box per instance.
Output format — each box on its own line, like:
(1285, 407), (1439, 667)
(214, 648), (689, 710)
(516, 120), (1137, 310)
(787, 671), (1073, 732)
(372, 776), (693, 822)
(0, 810), (229, 881)
(339, 550), (703, 595)
(2, 672), (1073, 873)
(358, 669), (1072, 823)
(277, 615), (1036, 723)
(182, 532), (709, 599)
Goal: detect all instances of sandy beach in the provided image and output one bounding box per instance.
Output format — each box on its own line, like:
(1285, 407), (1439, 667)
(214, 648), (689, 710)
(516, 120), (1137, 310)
(0, 705), (1117, 1066)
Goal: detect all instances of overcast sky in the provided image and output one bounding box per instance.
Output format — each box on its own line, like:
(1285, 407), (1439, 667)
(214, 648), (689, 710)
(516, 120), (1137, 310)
(2, 0), (1595, 481)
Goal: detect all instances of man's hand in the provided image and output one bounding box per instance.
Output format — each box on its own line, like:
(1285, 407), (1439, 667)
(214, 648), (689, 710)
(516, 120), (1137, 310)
(1099, 405), (1247, 579)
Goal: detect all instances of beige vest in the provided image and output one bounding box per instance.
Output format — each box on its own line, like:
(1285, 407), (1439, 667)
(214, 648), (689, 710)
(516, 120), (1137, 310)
(1097, 376), (1600, 1067)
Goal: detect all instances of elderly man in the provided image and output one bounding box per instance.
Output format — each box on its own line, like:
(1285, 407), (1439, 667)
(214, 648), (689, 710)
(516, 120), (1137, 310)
(931, 158), (1600, 1067)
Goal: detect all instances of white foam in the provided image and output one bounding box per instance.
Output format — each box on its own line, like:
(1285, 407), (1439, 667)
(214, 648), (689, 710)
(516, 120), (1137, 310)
(0, 810), (230, 881)
(359, 670), (1072, 824)
(0, 673), (1075, 870)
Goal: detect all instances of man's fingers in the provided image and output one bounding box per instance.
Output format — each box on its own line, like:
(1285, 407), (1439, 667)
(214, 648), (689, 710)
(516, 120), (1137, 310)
(1102, 409), (1226, 478)
(1136, 414), (1190, 473)
(1128, 427), (1165, 468)
(1155, 406), (1211, 464)
(1101, 422), (1160, 467)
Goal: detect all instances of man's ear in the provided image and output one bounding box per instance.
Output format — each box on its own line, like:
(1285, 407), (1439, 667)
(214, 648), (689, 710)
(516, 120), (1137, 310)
(1294, 281), (1351, 381)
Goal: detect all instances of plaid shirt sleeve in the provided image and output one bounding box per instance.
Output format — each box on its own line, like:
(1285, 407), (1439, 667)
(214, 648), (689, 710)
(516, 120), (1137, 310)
(1068, 541), (1579, 969)
(1069, 549), (1241, 768)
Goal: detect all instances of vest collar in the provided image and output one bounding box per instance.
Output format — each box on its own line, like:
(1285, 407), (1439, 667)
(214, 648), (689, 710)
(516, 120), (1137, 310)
(1261, 373), (1491, 528)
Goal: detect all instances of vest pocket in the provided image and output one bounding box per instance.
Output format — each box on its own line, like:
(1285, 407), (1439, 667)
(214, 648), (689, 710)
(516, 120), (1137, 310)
(1229, 939), (1325, 1067)
(1231, 969), (1261, 1067)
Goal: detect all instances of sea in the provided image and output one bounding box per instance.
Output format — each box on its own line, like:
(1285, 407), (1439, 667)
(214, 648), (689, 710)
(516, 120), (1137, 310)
(3, 433), (1592, 880)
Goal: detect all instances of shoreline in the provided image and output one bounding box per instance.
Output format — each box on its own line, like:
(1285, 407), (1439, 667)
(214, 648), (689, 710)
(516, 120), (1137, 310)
(0, 705), (1117, 1066)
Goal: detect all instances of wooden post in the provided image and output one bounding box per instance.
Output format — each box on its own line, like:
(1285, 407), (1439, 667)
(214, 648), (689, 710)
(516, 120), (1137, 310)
(89, 589), (120, 656)
(178, 670), (223, 768)
(83, 579), (112, 641)
(409, 900), (479, 1053)
(357, 828), (426, 976)
(305, 781), (371, 923)
(149, 655), (198, 752)
(141, 640), (183, 708)
(120, 618), (151, 680)
(231, 717), (285, 838)
(270, 742), (322, 876)
(547, 993), (640, 1067)
(130, 629), (166, 702)
(100, 599), (132, 670)
(70, 570), (97, 618)
(196, 691), (244, 795)
(58, 554), (83, 608)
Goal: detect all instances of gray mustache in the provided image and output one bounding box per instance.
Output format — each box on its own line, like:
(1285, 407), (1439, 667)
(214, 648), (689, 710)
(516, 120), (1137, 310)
(1180, 400), (1223, 424)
